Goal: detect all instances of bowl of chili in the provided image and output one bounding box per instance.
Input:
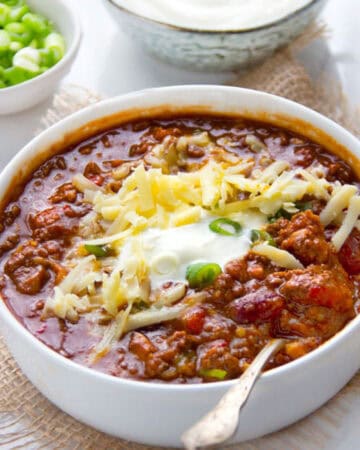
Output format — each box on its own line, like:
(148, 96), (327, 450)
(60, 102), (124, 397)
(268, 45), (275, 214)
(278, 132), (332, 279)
(1, 85), (360, 447)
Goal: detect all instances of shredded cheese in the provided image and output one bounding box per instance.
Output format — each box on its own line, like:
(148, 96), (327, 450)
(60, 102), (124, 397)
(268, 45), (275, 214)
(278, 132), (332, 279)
(43, 255), (100, 321)
(84, 229), (132, 246)
(81, 158), (336, 249)
(58, 255), (97, 293)
(320, 185), (357, 226)
(45, 287), (90, 322)
(124, 304), (187, 333)
(41, 130), (360, 356)
(151, 283), (187, 306)
(73, 173), (102, 192)
(252, 243), (304, 269)
(101, 237), (150, 316)
(90, 303), (134, 362)
(332, 196), (360, 250)
(252, 160), (290, 183)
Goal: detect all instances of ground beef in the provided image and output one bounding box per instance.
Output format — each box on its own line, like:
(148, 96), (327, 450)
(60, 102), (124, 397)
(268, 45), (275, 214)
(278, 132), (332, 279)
(205, 273), (244, 305)
(129, 330), (189, 380)
(196, 339), (241, 379)
(0, 232), (20, 257)
(50, 183), (78, 204)
(267, 210), (332, 266)
(129, 332), (156, 361)
(225, 254), (277, 283)
(280, 264), (354, 312)
(28, 205), (81, 241)
(4, 241), (65, 295)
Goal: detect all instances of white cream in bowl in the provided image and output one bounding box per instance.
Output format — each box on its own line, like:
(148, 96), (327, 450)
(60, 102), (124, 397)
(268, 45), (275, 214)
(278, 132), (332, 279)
(118, 212), (266, 288)
(113, 0), (313, 30)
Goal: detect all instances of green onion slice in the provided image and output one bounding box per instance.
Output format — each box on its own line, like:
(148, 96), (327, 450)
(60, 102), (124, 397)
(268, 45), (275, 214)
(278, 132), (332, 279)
(22, 12), (50, 36)
(250, 229), (276, 247)
(186, 262), (222, 289)
(268, 208), (292, 223)
(0, 2), (66, 89)
(269, 202), (313, 223)
(199, 368), (228, 380)
(295, 201), (313, 211)
(84, 244), (111, 258)
(209, 218), (242, 236)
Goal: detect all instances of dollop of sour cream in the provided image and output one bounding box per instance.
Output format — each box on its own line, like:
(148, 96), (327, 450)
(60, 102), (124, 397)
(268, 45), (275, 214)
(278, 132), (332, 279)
(118, 212), (266, 288)
(114, 0), (312, 31)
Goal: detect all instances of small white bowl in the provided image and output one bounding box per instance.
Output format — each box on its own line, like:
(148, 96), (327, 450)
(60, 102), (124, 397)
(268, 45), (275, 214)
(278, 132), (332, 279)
(1, 86), (360, 447)
(0, 0), (81, 115)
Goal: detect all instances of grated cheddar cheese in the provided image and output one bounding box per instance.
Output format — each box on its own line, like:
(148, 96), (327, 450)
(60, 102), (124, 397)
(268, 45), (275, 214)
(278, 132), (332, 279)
(41, 131), (360, 359)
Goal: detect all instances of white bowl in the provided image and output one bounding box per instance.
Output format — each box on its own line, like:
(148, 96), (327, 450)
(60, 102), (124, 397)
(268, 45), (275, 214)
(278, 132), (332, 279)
(0, 0), (81, 115)
(1, 86), (360, 447)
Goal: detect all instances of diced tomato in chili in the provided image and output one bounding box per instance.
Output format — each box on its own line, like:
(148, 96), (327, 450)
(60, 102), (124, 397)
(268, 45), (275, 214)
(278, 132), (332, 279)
(182, 307), (206, 334)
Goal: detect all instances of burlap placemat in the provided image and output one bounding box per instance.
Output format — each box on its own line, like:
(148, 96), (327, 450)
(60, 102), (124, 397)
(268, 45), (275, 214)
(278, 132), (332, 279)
(1, 24), (360, 449)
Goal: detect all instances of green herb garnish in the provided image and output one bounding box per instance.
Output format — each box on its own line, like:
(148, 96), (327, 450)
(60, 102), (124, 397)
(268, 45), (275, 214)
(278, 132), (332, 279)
(269, 202), (313, 223)
(84, 244), (111, 258)
(199, 368), (228, 380)
(186, 262), (222, 289)
(268, 208), (292, 223)
(209, 218), (242, 236)
(250, 229), (276, 247)
(0, 0), (66, 89)
(295, 201), (313, 211)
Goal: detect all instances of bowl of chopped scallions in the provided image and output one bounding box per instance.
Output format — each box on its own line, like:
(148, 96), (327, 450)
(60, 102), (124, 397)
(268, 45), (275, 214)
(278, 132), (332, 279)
(0, 0), (81, 114)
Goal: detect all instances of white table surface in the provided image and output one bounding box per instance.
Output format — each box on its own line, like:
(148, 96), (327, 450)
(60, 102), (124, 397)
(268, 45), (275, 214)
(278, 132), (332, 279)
(0, 1), (360, 448)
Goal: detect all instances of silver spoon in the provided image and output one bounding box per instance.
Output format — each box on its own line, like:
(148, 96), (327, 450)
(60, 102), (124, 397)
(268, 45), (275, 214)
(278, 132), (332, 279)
(182, 338), (286, 450)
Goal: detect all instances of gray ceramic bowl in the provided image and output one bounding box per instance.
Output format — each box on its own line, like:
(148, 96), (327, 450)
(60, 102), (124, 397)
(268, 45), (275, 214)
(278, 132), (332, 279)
(104, 0), (326, 72)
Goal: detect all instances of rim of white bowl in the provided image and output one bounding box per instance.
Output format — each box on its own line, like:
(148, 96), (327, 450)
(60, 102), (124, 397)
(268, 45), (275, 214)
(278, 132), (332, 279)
(106, 0), (323, 34)
(1, 84), (360, 392)
(0, 0), (81, 93)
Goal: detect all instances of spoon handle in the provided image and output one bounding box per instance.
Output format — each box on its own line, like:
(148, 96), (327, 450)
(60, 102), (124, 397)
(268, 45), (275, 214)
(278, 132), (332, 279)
(182, 339), (285, 450)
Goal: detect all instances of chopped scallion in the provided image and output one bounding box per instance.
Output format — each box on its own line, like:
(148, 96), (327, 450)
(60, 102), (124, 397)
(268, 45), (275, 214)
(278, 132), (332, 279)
(251, 229), (276, 247)
(209, 218), (242, 236)
(0, 29), (10, 51)
(22, 12), (49, 35)
(295, 201), (313, 211)
(199, 368), (228, 380)
(268, 208), (292, 223)
(0, 0), (66, 89)
(186, 262), (222, 289)
(269, 201), (313, 223)
(84, 244), (111, 258)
